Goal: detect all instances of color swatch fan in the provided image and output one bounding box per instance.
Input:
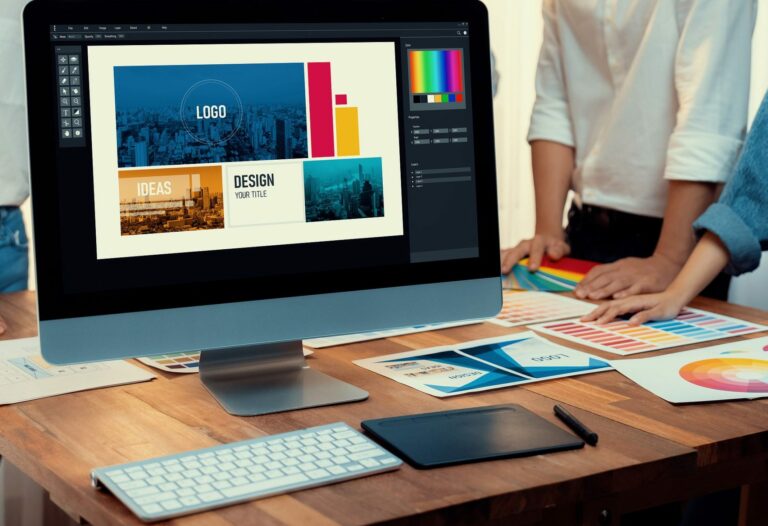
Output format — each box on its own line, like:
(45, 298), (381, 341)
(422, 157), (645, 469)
(611, 337), (768, 403)
(503, 257), (598, 292)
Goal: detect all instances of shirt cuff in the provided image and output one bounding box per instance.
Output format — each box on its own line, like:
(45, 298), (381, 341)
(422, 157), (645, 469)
(527, 105), (575, 147)
(693, 203), (762, 276)
(664, 132), (743, 183)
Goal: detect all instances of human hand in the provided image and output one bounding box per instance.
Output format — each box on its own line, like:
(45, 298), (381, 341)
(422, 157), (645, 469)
(0, 314), (6, 336)
(580, 291), (686, 326)
(500, 232), (570, 274)
(574, 254), (682, 301)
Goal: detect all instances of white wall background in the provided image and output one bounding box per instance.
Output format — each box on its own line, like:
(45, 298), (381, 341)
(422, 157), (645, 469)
(481, 0), (768, 309)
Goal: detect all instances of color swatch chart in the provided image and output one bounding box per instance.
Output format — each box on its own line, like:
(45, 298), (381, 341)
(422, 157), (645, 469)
(503, 257), (598, 292)
(490, 291), (595, 328)
(138, 352), (200, 374)
(408, 49), (466, 110)
(531, 308), (768, 355)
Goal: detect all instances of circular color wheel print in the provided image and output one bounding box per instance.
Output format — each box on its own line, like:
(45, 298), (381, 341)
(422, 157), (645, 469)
(679, 358), (768, 393)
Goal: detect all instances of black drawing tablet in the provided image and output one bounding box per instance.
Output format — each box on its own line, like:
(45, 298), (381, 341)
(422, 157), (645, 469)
(362, 404), (584, 468)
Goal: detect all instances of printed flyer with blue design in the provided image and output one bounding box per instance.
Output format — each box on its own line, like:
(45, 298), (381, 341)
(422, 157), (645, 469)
(353, 332), (612, 397)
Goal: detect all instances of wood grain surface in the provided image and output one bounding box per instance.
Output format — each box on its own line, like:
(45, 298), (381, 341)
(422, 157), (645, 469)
(1, 291), (767, 525)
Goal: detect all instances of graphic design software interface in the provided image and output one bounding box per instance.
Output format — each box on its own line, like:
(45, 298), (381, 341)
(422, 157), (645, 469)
(50, 22), (479, 287)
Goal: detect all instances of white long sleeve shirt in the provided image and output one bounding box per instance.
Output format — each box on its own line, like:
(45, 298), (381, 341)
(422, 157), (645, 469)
(0, 0), (31, 207)
(528, 0), (757, 218)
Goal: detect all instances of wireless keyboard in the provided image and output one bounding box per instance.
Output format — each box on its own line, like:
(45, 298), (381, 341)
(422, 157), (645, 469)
(91, 422), (402, 522)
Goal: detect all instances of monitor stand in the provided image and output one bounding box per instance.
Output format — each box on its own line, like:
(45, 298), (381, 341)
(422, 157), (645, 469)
(198, 341), (368, 416)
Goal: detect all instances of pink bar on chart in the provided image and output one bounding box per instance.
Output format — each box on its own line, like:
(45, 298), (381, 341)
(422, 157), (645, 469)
(308, 62), (335, 158)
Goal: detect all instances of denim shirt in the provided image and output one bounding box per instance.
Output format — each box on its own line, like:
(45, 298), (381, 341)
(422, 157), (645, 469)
(694, 91), (768, 276)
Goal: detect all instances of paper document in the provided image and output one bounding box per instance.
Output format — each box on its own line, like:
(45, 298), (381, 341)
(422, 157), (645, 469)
(354, 332), (611, 397)
(0, 337), (155, 405)
(611, 336), (768, 404)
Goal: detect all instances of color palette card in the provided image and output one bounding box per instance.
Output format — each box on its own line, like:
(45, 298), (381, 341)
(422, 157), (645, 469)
(354, 332), (611, 398)
(611, 336), (768, 403)
(503, 256), (598, 292)
(490, 291), (595, 328)
(304, 320), (485, 348)
(138, 352), (201, 373)
(531, 308), (768, 355)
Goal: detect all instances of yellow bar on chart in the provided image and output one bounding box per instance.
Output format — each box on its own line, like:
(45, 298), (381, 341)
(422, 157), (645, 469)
(335, 106), (360, 157)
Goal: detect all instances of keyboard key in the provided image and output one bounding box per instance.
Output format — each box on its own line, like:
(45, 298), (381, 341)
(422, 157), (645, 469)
(360, 459), (381, 468)
(348, 443), (375, 452)
(134, 492), (177, 506)
(221, 474), (309, 499)
(119, 479), (147, 491)
(200, 491), (223, 503)
(180, 496), (200, 507)
(349, 449), (387, 461)
(161, 499), (182, 511)
(127, 486), (160, 499)
(307, 469), (329, 480)
(142, 503), (163, 514)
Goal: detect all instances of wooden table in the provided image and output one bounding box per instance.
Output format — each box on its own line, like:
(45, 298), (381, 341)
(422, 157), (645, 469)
(1, 291), (767, 526)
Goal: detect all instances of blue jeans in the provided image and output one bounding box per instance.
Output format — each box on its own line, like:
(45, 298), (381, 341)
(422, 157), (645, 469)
(0, 207), (29, 292)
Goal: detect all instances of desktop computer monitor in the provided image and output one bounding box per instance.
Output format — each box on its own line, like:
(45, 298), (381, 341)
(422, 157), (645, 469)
(22, 0), (501, 415)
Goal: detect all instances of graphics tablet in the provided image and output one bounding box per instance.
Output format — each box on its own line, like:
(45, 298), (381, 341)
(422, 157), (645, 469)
(362, 404), (584, 468)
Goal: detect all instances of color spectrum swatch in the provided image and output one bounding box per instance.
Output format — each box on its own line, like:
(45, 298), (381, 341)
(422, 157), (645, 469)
(490, 291), (595, 328)
(408, 49), (465, 109)
(409, 49), (463, 93)
(503, 257), (598, 292)
(679, 357), (768, 393)
(530, 308), (768, 355)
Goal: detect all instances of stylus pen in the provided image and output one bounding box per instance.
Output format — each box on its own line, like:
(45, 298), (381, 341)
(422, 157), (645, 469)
(554, 405), (598, 446)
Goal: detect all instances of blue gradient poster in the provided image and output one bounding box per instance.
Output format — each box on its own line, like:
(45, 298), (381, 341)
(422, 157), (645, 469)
(354, 332), (611, 397)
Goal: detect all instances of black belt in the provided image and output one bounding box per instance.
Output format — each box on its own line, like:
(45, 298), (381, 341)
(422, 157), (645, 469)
(572, 203), (662, 231)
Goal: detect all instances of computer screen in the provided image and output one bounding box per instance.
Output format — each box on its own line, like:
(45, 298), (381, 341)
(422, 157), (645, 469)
(32, 15), (497, 322)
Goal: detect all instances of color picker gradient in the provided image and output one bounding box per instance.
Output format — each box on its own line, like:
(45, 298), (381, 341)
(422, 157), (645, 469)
(409, 50), (463, 93)
(408, 49), (465, 109)
(679, 358), (768, 393)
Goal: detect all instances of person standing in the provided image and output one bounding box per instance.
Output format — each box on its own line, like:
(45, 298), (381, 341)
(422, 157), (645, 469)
(0, 0), (33, 334)
(500, 0), (757, 302)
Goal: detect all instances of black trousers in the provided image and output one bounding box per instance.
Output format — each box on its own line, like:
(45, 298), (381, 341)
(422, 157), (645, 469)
(565, 203), (731, 301)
